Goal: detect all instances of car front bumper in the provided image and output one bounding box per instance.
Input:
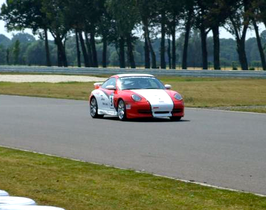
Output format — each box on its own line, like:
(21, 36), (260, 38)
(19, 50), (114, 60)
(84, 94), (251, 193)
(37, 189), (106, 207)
(124, 100), (184, 119)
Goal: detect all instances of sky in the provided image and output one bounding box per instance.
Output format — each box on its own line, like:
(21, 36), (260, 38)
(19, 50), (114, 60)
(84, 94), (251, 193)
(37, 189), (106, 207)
(0, 0), (263, 40)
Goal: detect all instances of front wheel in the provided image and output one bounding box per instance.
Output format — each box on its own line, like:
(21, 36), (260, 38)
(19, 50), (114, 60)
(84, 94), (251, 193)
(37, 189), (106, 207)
(117, 100), (127, 121)
(90, 97), (103, 118)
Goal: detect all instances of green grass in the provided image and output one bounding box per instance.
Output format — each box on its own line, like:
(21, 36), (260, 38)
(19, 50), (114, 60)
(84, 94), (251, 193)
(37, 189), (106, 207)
(1, 147), (266, 210)
(0, 82), (91, 100)
(0, 77), (266, 113)
(164, 78), (266, 111)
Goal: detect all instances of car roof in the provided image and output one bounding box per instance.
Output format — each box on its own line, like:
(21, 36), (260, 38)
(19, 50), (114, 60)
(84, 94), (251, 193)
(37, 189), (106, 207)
(115, 74), (154, 78)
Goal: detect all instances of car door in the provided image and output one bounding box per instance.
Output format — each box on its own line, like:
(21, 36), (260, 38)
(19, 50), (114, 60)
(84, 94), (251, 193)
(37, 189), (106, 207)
(99, 77), (117, 115)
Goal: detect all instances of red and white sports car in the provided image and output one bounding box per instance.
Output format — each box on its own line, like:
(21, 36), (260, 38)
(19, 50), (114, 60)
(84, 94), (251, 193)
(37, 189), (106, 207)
(89, 74), (184, 121)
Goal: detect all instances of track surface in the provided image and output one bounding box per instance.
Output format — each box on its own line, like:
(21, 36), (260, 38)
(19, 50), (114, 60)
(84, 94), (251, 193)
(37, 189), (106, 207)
(0, 95), (266, 195)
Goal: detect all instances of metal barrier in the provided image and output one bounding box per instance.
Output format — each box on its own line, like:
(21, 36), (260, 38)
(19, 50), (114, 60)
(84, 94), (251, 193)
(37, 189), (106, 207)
(1, 66), (266, 78)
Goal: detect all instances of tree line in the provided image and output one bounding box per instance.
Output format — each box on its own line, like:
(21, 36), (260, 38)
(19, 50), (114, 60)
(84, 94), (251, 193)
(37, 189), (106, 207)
(1, 32), (265, 69)
(1, 0), (266, 70)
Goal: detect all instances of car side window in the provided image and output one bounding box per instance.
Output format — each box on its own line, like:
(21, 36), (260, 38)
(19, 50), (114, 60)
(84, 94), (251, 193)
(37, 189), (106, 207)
(101, 78), (116, 89)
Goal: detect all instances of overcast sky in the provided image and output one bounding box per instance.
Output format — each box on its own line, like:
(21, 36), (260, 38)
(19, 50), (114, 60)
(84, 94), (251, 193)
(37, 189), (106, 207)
(0, 0), (262, 40)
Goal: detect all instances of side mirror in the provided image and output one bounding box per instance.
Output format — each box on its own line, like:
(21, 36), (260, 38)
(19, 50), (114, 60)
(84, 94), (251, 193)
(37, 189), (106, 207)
(106, 85), (116, 90)
(94, 82), (103, 89)
(165, 84), (172, 90)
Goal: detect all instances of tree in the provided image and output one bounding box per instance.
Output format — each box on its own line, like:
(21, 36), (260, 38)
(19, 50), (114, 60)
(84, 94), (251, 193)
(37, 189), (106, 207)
(0, 45), (6, 64)
(194, 0), (213, 70)
(227, 0), (251, 70)
(0, 0), (52, 66)
(0, 34), (11, 48)
(136, 0), (158, 69)
(97, 1), (113, 68)
(6, 48), (10, 65)
(203, 0), (235, 70)
(26, 41), (46, 65)
(75, 30), (81, 67)
(13, 40), (20, 65)
(250, 0), (266, 70)
(165, 0), (185, 69)
(42, 0), (70, 67)
(182, 0), (195, 70)
(156, 1), (167, 69)
(64, 0), (90, 67)
(11, 33), (36, 44)
(106, 0), (140, 68)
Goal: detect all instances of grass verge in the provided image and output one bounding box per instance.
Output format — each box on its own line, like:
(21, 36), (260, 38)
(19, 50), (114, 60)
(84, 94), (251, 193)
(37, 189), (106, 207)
(1, 147), (266, 210)
(0, 77), (266, 113)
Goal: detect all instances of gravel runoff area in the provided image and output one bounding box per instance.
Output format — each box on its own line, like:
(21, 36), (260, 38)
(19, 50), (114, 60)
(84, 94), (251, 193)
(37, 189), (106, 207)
(0, 75), (107, 83)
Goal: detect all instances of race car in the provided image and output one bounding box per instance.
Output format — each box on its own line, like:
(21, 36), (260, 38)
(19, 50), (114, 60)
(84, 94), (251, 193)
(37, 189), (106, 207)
(89, 74), (184, 121)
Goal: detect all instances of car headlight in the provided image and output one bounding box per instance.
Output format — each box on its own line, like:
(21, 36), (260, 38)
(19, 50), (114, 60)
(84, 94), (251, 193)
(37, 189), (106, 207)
(132, 94), (142, 102)
(174, 93), (183, 101)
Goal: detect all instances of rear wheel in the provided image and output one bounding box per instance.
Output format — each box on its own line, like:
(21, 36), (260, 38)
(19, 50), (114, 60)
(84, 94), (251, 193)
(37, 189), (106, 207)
(170, 116), (182, 121)
(117, 100), (127, 121)
(90, 97), (103, 118)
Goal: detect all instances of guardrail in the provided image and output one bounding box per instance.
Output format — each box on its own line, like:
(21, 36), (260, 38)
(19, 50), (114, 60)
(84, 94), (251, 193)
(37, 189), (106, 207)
(1, 66), (266, 78)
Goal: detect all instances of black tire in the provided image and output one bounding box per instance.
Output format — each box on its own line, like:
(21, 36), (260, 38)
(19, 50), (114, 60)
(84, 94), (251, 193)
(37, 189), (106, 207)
(90, 97), (103, 118)
(117, 100), (127, 121)
(170, 116), (182, 121)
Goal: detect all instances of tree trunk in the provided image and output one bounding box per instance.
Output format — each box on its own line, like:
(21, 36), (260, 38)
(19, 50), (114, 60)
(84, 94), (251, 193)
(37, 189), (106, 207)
(57, 47), (62, 67)
(79, 32), (89, 67)
(55, 38), (62, 67)
(102, 34), (107, 68)
(6, 49), (9, 65)
(143, 21), (156, 69)
(237, 39), (249, 70)
(253, 19), (266, 70)
(160, 10), (166, 69)
(149, 38), (157, 69)
(229, 2), (249, 71)
(143, 24), (156, 69)
(182, 9), (193, 70)
(90, 29), (98, 67)
(200, 26), (208, 70)
(85, 33), (93, 67)
(75, 29), (81, 67)
(212, 25), (220, 70)
(171, 21), (176, 69)
(51, 31), (67, 67)
(44, 28), (51, 67)
(61, 40), (68, 67)
(168, 38), (172, 69)
(119, 36), (126, 68)
(126, 33), (136, 68)
(144, 29), (150, 69)
(58, 43), (68, 67)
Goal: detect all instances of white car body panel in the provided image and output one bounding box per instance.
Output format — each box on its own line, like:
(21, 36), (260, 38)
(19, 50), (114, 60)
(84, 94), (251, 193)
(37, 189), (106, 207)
(91, 89), (117, 116)
(0, 196), (36, 205)
(0, 190), (9, 196)
(132, 89), (174, 117)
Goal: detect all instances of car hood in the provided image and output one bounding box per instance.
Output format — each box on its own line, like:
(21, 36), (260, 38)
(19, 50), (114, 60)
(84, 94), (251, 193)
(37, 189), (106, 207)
(131, 89), (173, 106)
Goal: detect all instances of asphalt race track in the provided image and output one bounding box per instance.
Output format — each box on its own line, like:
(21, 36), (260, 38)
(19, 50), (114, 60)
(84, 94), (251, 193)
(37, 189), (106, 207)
(0, 95), (266, 195)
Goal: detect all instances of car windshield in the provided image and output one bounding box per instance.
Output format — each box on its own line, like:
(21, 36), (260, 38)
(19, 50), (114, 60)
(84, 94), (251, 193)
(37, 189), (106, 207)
(118, 76), (165, 90)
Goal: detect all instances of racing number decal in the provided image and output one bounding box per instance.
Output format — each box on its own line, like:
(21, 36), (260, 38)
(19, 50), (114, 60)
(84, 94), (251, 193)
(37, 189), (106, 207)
(109, 93), (114, 108)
